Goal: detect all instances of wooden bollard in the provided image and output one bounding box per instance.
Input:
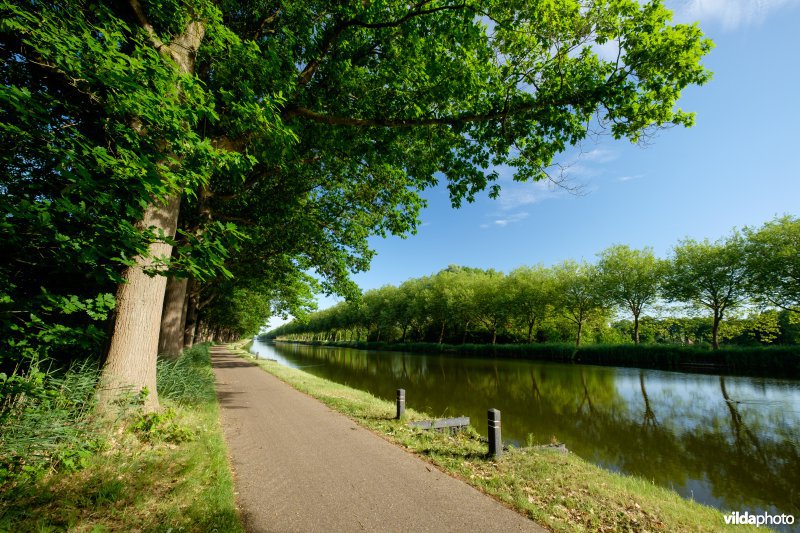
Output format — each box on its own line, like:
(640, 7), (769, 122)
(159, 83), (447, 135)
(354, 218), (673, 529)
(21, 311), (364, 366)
(488, 408), (502, 458)
(396, 389), (405, 419)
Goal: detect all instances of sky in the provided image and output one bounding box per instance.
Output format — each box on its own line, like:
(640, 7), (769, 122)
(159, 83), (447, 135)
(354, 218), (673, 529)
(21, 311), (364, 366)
(267, 0), (800, 330)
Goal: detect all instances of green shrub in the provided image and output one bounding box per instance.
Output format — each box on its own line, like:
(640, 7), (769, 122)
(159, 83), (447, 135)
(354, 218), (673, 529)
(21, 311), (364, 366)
(130, 408), (195, 444)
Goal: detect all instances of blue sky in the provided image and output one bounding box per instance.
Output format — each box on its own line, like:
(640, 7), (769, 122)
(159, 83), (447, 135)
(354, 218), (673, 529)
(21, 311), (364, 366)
(269, 0), (800, 329)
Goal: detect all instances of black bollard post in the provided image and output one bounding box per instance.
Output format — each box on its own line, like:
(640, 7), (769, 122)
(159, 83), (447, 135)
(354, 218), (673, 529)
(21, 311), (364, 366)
(396, 389), (405, 419)
(488, 408), (502, 459)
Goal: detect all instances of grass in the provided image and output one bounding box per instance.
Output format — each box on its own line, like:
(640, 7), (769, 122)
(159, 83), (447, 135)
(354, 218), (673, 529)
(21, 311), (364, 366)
(230, 345), (762, 532)
(0, 344), (243, 533)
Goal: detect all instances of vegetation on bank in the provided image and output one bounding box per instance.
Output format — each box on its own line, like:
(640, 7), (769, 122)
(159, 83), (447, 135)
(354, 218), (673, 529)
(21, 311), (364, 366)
(231, 346), (757, 532)
(275, 339), (800, 378)
(0, 344), (242, 532)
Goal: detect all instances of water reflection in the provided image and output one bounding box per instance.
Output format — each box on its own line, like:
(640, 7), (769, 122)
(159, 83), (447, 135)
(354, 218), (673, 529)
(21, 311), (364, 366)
(251, 339), (800, 516)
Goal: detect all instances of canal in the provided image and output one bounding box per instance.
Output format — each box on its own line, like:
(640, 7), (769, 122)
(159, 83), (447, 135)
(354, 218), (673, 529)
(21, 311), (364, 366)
(250, 338), (800, 517)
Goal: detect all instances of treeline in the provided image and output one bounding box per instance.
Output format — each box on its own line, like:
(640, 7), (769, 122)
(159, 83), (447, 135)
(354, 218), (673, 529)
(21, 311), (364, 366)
(268, 216), (800, 350)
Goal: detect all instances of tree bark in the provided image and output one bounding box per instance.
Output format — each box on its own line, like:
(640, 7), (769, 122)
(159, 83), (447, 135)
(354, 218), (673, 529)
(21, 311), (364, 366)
(633, 313), (640, 344)
(182, 279), (198, 348)
(576, 320), (583, 347)
(712, 309), (722, 350)
(98, 195), (181, 412)
(158, 276), (189, 358)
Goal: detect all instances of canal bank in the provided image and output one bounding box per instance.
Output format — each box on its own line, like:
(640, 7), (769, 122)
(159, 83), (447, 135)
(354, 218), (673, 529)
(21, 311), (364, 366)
(230, 343), (764, 531)
(250, 338), (800, 522)
(268, 338), (800, 378)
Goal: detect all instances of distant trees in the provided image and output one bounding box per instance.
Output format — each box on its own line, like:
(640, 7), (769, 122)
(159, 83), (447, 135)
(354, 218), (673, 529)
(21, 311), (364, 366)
(270, 217), (800, 350)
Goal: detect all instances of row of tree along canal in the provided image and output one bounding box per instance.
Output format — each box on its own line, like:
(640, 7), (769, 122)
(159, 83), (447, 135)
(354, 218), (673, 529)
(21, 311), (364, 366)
(268, 218), (800, 351)
(251, 338), (800, 519)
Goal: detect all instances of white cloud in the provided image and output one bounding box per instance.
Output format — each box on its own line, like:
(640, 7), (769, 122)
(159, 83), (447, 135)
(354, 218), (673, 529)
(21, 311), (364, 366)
(667, 0), (797, 30)
(616, 174), (645, 182)
(496, 182), (560, 210)
(481, 211), (529, 229)
(580, 148), (617, 163)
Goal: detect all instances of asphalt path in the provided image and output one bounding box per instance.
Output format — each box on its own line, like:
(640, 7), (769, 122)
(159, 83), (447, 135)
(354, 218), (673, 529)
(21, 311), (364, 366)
(211, 346), (546, 533)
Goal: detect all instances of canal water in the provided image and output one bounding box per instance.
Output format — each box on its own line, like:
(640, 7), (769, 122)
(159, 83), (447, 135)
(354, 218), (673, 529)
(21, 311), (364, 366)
(250, 338), (800, 517)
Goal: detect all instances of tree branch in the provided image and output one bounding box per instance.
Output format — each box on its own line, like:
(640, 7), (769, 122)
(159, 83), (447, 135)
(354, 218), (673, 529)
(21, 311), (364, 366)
(283, 98), (559, 128)
(253, 9), (281, 41)
(128, 0), (168, 52)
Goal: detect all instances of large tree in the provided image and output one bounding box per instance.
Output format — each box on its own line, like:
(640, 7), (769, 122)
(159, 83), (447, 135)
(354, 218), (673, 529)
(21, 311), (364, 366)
(597, 245), (664, 344)
(507, 265), (556, 344)
(2, 0), (712, 410)
(743, 216), (800, 315)
(662, 235), (749, 350)
(553, 260), (605, 347)
(469, 269), (508, 345)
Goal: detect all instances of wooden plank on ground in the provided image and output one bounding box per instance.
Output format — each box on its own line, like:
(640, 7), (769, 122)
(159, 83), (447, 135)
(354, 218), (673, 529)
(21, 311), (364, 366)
(408, 416), (470, 430)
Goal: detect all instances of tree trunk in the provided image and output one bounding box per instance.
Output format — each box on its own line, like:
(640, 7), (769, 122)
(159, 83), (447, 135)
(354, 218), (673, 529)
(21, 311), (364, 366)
(491, 326), (497, 345)
(712, 309), (722, 350)
(182, 282), (197, 348)
(438, 320), (446, 344)
(158, 276), (189, 358)
(97, 14), (205, 413)
(576, 320), (583, 347)
(633, 313), (640, 345)
(197, 319), (207, 344)
(98, 195), (181, 412)
(526, 319), (535, 344)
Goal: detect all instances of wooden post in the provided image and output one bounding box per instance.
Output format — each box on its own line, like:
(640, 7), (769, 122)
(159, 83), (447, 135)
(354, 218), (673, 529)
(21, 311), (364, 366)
(396, 388), (405, 419)
(488, 408), (502, 458)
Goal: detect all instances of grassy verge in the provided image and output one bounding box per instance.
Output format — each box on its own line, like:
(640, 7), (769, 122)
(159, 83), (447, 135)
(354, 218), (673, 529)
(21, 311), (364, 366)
(0, 344), (243, 532)
(273, 339), (800, 378)
(231, 345), (759, 532)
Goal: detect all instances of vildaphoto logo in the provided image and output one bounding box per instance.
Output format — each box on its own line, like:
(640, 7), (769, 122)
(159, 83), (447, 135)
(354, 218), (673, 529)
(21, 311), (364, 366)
(724, 511), (795, 527)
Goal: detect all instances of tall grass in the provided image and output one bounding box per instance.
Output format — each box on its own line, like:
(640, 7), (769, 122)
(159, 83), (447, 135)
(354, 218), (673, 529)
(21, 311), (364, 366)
(1, 343), (243, 532)
(156, 344), (217, 405)
(0, 359), (101, 484)
(0, 343), (219, 485)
